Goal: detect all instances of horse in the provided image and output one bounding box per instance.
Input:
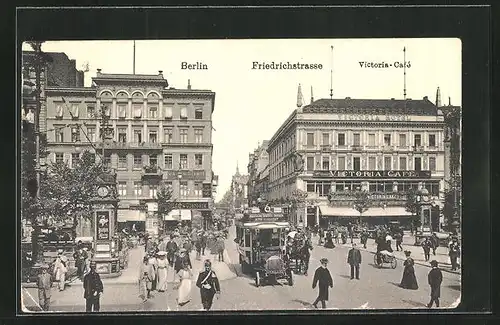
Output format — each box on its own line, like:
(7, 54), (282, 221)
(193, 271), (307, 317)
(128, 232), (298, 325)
(288, 236), (313, 275)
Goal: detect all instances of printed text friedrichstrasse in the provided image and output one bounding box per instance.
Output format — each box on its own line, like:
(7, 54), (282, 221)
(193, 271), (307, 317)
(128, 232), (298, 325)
(252, 61), (323, 70)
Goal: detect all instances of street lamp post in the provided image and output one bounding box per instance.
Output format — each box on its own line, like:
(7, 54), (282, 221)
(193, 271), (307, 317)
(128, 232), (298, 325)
(177, 174), (182, 225)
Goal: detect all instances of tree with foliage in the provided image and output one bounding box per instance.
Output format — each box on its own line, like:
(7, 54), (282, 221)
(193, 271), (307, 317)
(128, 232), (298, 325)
(352, 190), (371, 224)
(405, 188), (421, 229)
(157, 181), (174, 222)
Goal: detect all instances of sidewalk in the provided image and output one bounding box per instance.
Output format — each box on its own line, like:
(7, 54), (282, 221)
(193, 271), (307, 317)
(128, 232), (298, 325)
(318, 234), (460, 275)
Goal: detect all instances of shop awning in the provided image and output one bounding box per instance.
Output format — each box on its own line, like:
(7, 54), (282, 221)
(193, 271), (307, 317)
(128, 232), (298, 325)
(164, 209), (191, 221)
(319, 206), (412, 217)
(117, 210), (146, 222)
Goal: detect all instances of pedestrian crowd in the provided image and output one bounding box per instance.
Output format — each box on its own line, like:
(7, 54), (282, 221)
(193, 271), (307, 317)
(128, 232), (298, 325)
(33, 224), (229, 312)
(137, 226), (226, 310)
(306, 222), (459, 309)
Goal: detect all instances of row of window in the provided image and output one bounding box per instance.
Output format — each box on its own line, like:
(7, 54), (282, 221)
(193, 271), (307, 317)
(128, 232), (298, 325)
(270, 155), (438, 182)
(54, 102), (205, 120)
(53, 125), (206, 144)
(117, 181), (204, 198)
(270, 132), (439, 163)
(54, 152), (205, 170)
(304, 181), (440, 197)
(306, 132), (437, 147)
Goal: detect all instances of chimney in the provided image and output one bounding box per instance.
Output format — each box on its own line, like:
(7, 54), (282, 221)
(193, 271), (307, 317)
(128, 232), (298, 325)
(448, 97), (451, 106)
(187, 79), (191, 90)
(345, 97), (351, 100)
(391, 98), (395, 100)
(435, 86), (442, 107)
(96, 68), (102, 74)
(310, 86), (314, 104)
(158, 70), (163, 75)
(423, 96), (428, 100)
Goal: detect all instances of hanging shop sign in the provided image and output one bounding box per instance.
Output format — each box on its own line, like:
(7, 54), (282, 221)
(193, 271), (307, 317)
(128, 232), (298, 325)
(313, 170), (431, 179)
(165, 170), (206, 180)
(166, 201), (209, 210)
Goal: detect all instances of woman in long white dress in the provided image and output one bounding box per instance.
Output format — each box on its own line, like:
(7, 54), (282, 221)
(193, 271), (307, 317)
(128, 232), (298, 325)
(148, 253), (158, 292)
(177, 262), (193, 306)
(156, 252), (168, 292)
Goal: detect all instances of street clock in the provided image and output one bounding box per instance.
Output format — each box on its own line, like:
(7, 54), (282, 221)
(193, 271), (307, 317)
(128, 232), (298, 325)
(97, 185), (110, 198)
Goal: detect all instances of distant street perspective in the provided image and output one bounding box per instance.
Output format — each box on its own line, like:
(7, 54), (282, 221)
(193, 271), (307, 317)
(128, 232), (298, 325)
(21, 40), (461, 312)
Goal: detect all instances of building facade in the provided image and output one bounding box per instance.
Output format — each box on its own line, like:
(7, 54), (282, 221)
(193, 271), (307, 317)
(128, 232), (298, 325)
(230, 165), (249, 210)
(267, 95), (447, 228)
(44, 70), (216, 234)
(22, 51), (85, 133)
(247, 141), (270, 204)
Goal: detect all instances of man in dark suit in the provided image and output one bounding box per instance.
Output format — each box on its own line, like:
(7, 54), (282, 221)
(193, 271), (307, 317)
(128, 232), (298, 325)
(427, 260), (443, 308)
(166, 235), (178, 267)
(83, 261), (103, 312)
(312, 258), (333, 309)
(347, 243), (362, 280)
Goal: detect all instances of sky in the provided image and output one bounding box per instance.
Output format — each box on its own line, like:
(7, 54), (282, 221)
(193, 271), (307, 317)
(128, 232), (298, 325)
(22, 38), (461, 202)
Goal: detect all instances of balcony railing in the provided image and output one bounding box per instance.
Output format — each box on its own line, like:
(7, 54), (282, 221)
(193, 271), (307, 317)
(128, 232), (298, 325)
(320, 144), (331, 152)
(141, 165), (163, 178)
(413, 145), (425, 152)
(97, 141), (163, 150)
(351, 145), (363, 152)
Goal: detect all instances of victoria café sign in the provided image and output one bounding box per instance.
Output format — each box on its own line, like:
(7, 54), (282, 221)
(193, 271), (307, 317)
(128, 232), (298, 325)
(313, 170), (431, 178)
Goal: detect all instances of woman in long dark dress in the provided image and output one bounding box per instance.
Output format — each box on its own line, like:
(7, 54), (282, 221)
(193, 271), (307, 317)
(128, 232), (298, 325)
(400, 250), (418, 290)
(323, 231), (335, 249)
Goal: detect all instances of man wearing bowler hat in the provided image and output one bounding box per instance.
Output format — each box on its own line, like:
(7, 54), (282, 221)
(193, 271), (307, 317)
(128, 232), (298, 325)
(83, 261), (103, 312)
(427, 260), (443, 308)
(347, 243), (362, 280)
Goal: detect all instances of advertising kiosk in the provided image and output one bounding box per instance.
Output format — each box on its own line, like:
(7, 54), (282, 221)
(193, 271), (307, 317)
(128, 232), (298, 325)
(91, 172), (121, 278)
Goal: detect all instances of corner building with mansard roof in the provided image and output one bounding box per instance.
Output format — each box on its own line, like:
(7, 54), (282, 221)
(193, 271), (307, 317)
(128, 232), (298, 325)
(44, 70), (216, 235)
(267, 96), (446, 228)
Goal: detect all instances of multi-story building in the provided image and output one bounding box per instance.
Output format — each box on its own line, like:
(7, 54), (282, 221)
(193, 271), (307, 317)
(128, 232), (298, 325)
(22, 50), (85, 132)
(230, 164), (249, 210)
(44, 70), (216, 234)
(247, 141), (270, 204)
(267, 92), (447, 229)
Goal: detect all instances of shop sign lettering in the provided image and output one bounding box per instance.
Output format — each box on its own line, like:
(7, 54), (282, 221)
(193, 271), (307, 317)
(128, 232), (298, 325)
(313, 170), (431, 178)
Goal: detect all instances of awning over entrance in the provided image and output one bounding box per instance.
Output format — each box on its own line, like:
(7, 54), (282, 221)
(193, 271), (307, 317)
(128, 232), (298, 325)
(117, 210), (146, 222)
(164, 209), (192, 221)
(319, 206), (412, 217)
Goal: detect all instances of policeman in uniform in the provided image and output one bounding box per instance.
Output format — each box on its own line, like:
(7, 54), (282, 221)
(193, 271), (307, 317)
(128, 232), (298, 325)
(37, 264), (52, 311)
(196, 260), (221, 311)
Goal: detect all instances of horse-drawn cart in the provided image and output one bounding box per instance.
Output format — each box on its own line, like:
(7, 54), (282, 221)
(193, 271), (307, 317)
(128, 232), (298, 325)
(235, 206), (293, 287)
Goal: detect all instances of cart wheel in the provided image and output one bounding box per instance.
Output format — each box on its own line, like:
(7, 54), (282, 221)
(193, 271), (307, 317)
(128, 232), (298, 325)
(391, 257), (397, 269)
(255, 272), (261, 287)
